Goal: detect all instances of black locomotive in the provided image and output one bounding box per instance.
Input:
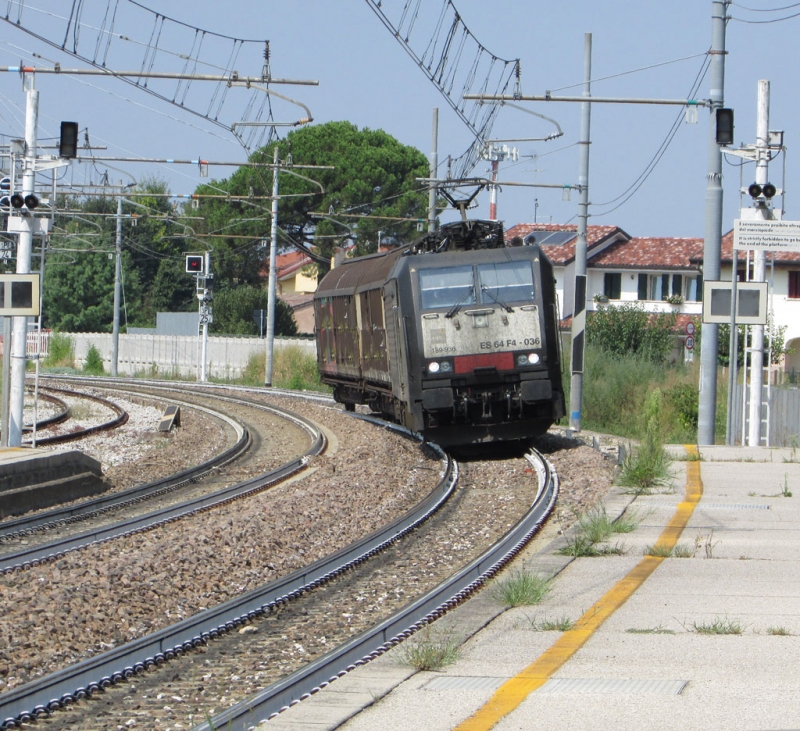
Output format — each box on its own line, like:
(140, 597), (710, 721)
(313, 219), (565, 447)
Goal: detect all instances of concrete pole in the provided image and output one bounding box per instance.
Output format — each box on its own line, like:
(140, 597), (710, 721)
(428, 108), (438, 233)
(200, 251), (210, 383)
(8, 74), (38, 446)
(489, 159), (499, 221)
(697, 0), (728, 445)
(111, 197), (122, 377)
(748, 79), (770, 446)
(265, 145), (279, 386)
(568, 32), (592, 432)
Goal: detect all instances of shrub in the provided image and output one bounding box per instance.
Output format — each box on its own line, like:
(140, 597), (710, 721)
(239, 346), (327, 391)
(619, 389), (673, 490)
(82, 344), (105, 375)
(587, 303), (677, 363)
(44, 332), (75, 368)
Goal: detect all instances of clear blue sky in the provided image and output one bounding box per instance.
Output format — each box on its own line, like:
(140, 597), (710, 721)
(0, 1), (797, 240)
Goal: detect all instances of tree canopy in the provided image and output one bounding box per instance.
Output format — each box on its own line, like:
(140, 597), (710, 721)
(34, 122), (429, 336)
(192, 121), (430, 282)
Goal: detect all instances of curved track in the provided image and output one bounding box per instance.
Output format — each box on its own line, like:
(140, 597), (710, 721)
(197, 448), (557, 731)
(0, 424), (453, 730)
(0, 393), (250, 550)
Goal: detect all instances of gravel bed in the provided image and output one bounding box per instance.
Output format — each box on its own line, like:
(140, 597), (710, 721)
(0, 402), (442, 693)
(0, 384), (620, 716)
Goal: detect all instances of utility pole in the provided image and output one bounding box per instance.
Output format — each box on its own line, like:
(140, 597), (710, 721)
(112, 197), (122, 377)
(747, 80), (771, 446)
(8, 75), (38, 446)
(697, 0), (729, 445)
(569, 33), (592, 432)
(198, 251), (212, 382)
(265, 145), (279, 387)
(428, 108), (439, 233)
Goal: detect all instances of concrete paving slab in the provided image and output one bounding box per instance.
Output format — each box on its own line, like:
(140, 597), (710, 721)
(262, 448), (800, 731)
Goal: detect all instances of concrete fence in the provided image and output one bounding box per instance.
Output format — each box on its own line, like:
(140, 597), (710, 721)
(45, 332), (316, 380)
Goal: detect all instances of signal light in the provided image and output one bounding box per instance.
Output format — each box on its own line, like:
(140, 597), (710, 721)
(59, 121), (79, 158)
(8, 192), (39, 209)
(185, 255), (204, 273)
(748, 183), (777, 199)
(716, 108), (734, 146)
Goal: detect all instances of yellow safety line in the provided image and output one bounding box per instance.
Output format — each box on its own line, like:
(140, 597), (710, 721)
(454, 445), (703, 731)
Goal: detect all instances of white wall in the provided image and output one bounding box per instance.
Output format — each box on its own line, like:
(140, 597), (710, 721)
(65, 333), (316, 379)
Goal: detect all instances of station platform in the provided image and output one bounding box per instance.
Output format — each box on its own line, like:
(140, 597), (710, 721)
(0, 447), (107, 517)
(264, 445), (800, 731)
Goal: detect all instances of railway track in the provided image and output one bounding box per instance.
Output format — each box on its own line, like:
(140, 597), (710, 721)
(0, 379), (562, 730)
(0, 384), (320, 558)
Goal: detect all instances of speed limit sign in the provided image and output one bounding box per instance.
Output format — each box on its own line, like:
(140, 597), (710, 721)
(685, 336), (695, 350)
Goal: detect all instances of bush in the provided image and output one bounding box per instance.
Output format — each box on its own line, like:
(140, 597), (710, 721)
(44, 332), (75, 368)
(587, 303), (677, 362)
(238, 346), (327, 391)
(82, 344), (105, 375)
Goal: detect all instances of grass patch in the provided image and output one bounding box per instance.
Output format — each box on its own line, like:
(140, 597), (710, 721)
(556, 507), (639, 558)
(401, 628), (461, 671)
(626, 626), (676, 635)
(766, 626), (792, 636)
(527, 614), (574, 632)
(672, 543), (695, 558)
(491, 570), (551, 607)
(690, 616), (743, 635)
(556, 537), (626, 557)
(644, 543), (675, 558)
(239, 346), (329, 391)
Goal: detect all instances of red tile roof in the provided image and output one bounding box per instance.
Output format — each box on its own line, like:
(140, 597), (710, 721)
(591, 237), (703, 270)
(504, 223), (626, 265)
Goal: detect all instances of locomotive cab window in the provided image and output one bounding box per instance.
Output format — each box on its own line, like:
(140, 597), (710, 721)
(418, 265), (475, 310)
(477, 261), (534, 304)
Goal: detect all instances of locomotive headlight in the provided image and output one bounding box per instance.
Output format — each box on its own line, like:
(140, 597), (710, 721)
(427, 360), (452, 374)
(517, 353), (540, 366)
(528, 353), (540, 364)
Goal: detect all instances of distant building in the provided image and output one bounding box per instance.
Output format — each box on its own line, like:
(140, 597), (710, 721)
(505, 223), (800, 374)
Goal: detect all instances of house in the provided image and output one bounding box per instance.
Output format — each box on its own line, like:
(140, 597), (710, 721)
(271, 249), (319, 334)
(505, 223), (800, 374)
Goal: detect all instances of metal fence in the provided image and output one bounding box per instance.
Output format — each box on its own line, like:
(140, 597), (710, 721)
(730, 383), (800, 448)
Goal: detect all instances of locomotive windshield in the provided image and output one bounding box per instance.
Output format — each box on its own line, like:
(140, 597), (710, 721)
(418, 265), (476, 310)
(418, 260), (535, 311)
(478, 261), (535, 304)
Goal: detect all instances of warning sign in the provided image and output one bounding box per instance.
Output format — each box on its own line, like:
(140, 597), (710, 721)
(733, 219), (800, 252)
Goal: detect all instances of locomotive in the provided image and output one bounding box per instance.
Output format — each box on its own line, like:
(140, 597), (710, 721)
(313, 219), (565, 447)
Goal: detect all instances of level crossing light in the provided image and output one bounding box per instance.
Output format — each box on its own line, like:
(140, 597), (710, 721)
(747, 182), (777, 199)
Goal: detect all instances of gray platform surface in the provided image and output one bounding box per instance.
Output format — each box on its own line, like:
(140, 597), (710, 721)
(256, 445), (800, 731)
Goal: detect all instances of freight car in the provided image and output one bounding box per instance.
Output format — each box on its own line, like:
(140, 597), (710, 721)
(313, 219), (565, 447)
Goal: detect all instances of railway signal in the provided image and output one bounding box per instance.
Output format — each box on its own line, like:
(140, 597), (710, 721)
(185, 254), (204, 273)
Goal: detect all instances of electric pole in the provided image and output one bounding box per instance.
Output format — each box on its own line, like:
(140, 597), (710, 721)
(8, 75), (38, 446)
(747, 79), (772, 446)
(569, 33), (592, 433)
(697, 0), (729, 445)
(265, 146), (280, 387)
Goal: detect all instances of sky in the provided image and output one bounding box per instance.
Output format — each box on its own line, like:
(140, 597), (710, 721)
(0, 0), (798, 241)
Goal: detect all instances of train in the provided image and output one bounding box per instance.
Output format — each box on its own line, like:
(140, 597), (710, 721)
(312, 219), (565, 447)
